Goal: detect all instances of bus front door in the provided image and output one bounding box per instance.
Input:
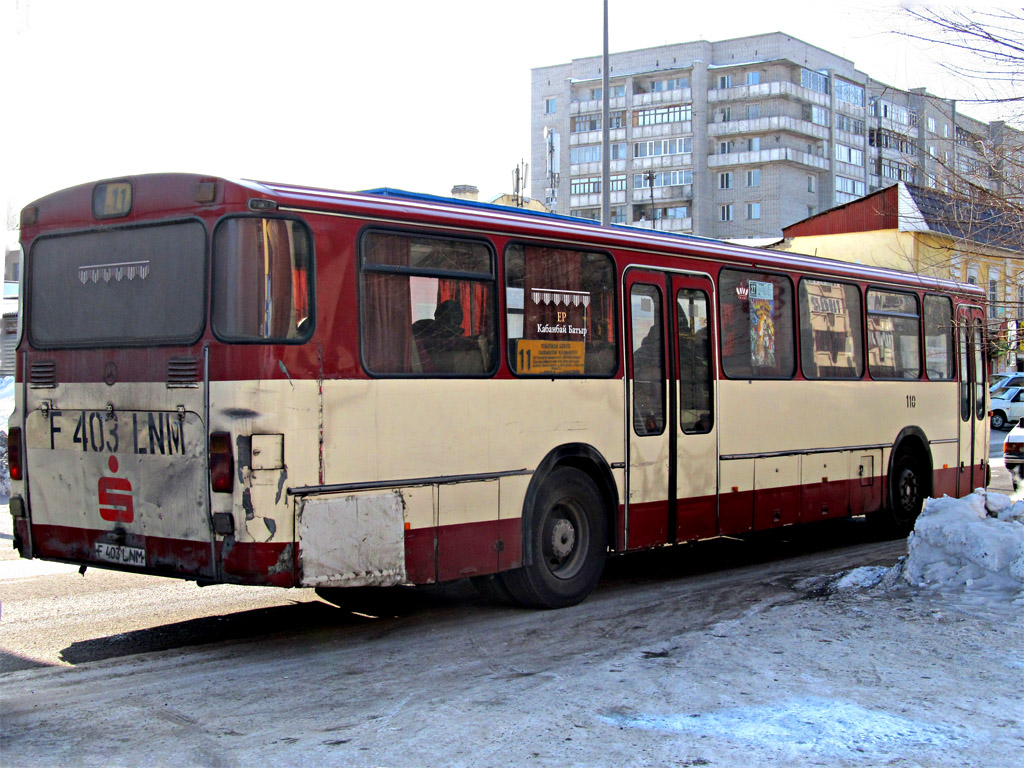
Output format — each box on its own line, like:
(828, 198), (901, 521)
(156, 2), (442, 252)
(625, 269), (718, 549)
(957, 307), (988, 494)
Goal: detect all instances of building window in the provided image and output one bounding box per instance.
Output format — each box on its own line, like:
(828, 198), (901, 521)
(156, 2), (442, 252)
(571, 114), (600, 133)
(635, 170), (693, 188)
(804, 104), (830, 127)
(611, 206), (627, 224)
(800, 68), (829, 95)
(807, 206), (816, 217)
(746, 203), (761, 220)
(807, 175), (816, 193)
(720, 204), (734, 222)
(570, 145), (601, 164)
(748, 137), (761, 152)
(719, 172), (733, 190)
(835, 143), (864, 166)
(719, 140), (734, 154)
(927, 117), (937, 133)
(746, 71), (761, 85)
(835, 176), (866, 199)
(610, 174), (626, 191)
(746, 104), (760, 119)
(544, 98), (556, 114)
(990, 278), (1000, 317)
(834, 79), (864, 107)
(717, 107), (732, 123)
(718, 74), (732, 89)
(570, 177), (601, 194)
(747, 169), (761, 187)
(835, 114), (864, 134)
(651, 77), (688, 91)
(634, 105), (692, 126)
(634, 137), (691, 157)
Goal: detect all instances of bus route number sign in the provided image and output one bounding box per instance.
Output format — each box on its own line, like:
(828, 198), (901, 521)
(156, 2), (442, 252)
(516, 339), (585, 375)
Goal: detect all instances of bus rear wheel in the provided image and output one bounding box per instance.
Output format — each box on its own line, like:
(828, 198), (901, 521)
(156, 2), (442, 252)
(501, 467), (607, 609)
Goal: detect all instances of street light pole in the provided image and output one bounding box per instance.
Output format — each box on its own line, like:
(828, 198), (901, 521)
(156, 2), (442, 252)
(600, 0), (610, 227)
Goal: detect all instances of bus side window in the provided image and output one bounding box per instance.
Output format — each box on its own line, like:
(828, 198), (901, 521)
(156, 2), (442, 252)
(360, 231), (497, 376)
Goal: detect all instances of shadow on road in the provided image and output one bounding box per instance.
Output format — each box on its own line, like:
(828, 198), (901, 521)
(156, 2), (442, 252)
(53, 516), (902, 667)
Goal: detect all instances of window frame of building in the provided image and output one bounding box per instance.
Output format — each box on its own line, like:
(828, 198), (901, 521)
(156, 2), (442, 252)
(746, 202), (761, 220)
(746, 71), (761, 86)
(544, 98), (556, 114)
(719, 172), (733, 190)
(746, 169), (761, 187)
(634, 105), (692, 126)
(718, 74), (732, 89)
(720, 204), (734, 222)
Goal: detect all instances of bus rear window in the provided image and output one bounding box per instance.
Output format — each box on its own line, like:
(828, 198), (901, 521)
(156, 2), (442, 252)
(28, 221), (206, 348)
(212, 217), (313, 342)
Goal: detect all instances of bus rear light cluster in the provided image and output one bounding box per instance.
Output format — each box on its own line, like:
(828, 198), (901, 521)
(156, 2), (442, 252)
(209, 432), (234, 493)
(8, 427), (22, 481)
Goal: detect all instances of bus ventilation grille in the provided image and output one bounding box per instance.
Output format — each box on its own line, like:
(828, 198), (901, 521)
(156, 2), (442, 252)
(166, 357), (200, 388)
(29, 360), (57, 388)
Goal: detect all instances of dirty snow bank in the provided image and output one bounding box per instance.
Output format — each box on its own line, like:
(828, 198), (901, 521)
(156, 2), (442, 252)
(840, 490), (1024, 603)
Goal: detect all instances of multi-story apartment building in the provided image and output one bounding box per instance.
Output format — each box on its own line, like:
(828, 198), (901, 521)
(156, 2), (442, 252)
(531, 32), (1020, 239)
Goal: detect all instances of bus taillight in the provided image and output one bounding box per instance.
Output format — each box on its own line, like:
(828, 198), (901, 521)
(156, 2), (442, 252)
(209, 432), (234, 493)
(8, 427), (22, 481)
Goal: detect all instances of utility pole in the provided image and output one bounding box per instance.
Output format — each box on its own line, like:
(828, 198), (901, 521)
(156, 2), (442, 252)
(600, 0), (611, 226)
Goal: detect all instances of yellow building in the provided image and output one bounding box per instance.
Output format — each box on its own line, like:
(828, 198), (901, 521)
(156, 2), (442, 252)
(772, 182), (1024, 371)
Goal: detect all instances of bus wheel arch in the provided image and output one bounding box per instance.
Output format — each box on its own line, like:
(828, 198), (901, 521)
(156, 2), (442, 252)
(501, 444), (617, 608)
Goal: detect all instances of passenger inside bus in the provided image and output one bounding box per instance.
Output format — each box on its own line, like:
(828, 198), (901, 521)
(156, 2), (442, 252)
(415, 300), (485, 374)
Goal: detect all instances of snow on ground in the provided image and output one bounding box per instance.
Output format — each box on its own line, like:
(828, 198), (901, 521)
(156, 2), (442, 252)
(837, 490), (1024, 605)
(0, 375), (13, 435)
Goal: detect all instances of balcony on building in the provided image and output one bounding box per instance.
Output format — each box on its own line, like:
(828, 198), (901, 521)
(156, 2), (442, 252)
(707, 147), (830, 171)
(707, 80), (831, 107)
(708, 115), (828, 141)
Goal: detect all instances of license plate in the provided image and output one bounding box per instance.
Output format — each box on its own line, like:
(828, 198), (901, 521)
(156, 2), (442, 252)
(94, 542), (146, 567)
(46, 410), (189, 457)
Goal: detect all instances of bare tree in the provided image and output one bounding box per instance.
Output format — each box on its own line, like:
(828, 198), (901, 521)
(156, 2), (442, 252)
(889, 6), (1024, 361)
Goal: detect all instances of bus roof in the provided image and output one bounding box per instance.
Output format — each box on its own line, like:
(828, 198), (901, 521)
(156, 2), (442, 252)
(22, 173), (985, 299)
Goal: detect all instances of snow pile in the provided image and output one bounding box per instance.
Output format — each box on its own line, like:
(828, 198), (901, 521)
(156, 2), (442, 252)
(902, 491), (1024, 597)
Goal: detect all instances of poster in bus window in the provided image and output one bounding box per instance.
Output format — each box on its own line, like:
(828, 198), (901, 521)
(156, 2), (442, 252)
(748, 280), (775, 369)
(518, 287), (590, 374)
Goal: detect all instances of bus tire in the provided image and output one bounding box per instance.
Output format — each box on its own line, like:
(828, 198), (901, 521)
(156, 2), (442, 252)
(872, 450), (926, 538)
(502, 467), (607, 609)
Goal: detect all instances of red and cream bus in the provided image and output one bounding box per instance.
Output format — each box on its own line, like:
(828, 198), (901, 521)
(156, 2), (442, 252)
(7, 174), (988, 608)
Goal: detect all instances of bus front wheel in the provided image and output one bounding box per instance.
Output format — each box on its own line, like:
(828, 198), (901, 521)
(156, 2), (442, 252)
(501, 467), (607, 609)
(871, 450), (926, 538)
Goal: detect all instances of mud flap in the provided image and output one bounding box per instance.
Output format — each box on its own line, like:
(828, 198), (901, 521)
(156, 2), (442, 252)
(297, 492), (407, 588)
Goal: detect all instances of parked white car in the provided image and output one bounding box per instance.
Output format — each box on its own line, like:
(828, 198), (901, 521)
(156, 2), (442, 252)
(1002, 418), (1024, 489)
(991, 373), (1024, 394)
(989, 386), (1024, 430)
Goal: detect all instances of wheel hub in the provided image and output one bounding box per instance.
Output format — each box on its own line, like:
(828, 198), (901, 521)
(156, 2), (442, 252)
(549, 517), (576, 560)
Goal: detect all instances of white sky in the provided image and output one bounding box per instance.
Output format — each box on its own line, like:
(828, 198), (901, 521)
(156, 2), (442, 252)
(2, 0), (1019, 240)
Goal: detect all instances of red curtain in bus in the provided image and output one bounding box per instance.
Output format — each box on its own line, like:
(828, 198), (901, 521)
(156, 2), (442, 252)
(361, 236), (413, 372)
(437, 280), (490, 336)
